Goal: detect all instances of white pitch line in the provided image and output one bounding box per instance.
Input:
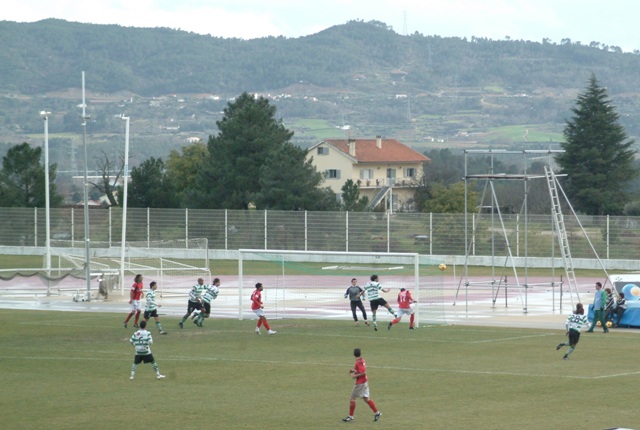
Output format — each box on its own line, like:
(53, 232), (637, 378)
(1, 353), (627, 380)
(470, 333), (557, 343)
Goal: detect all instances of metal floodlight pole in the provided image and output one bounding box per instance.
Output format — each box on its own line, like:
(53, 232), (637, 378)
(40, 110), (52, 296)
(81, 72), (92, 300)
(119, 115), (130, 294)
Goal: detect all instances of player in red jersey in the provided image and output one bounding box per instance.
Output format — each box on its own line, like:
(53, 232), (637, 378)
(251, 282), (276, 335)
(124, 274), (144, 328)
(343, 348), (381, 422)
(388, 288), (416, 330)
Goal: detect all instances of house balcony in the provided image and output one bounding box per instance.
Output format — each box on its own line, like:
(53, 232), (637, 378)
(356, 179), (420, 189)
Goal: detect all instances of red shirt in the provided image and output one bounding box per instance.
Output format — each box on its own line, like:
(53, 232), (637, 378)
(354, 357), (368, 384)
(397, 289), (413, 309)
(251, 289), (262, 310)
(130, 282), (144, 300)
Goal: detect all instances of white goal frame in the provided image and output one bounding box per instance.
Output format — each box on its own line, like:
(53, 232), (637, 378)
(238, 249), (444, 327)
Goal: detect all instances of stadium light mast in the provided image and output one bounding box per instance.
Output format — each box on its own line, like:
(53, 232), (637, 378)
(119, 114), (130, 294)
(81, 72), (92, 300)
(40, 110), (52, 296)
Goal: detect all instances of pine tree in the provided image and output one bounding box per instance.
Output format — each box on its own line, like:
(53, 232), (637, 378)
(190, 92), (337, 210)
(556, 74), (638, 215)
(191, 92), (293, 209)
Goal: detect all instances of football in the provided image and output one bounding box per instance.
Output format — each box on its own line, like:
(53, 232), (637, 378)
(438, 263), (447, 271)
(596, 321), (602, 327)
(606, 321), (613, 328)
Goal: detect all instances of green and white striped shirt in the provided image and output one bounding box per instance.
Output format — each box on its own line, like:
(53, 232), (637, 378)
(130, 329), (153, 355)
(566, 313), (588, 332)
(363, 281), (383, 300)
(189, 283), (207, 302)
(202, 285), (219, 304)
(145, 290), (158, 312)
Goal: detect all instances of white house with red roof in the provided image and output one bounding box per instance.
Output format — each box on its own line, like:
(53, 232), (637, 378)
(306, 136), (430, 211)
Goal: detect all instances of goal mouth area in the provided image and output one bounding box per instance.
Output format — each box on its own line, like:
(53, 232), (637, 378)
(238, 249), (446, 326)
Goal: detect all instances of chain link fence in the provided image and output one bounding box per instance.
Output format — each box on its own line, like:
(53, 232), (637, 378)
(1, 207), (638, 261)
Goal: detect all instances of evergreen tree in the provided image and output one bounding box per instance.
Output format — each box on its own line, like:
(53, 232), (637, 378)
(340, 179), (369, 211)
(556, 74), (638, 215)
(128, 157), (179, 208)
(0, 142), (63, 207)
(191, 92), (332, 210)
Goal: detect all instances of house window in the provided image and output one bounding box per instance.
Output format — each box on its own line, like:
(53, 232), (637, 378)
(325, 169), (341, 179)
(404, 168), (416, 178)
(359, 169), (374, 179)
(317, 147), (329, 155)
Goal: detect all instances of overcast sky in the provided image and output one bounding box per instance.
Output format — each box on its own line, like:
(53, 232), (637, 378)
(5, 0), (640, 52)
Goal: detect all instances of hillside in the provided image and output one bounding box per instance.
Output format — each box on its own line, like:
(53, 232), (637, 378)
(1, 18), (640, 174)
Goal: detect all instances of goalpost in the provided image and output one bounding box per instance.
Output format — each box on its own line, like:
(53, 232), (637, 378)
(0, 239), (212, 301)
(238, 249), (446, 327)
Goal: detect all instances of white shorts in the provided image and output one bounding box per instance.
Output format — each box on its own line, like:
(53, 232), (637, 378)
(397, 307), (414, 317)
(350, 382), (370, 399)
(130, 300), (142, 311)
(253, 308), (265, 318)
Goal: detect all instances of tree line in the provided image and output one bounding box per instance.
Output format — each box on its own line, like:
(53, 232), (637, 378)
(2, 79), (638, 216)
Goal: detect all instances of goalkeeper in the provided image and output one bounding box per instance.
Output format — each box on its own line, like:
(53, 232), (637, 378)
(344, 278), (369, 326)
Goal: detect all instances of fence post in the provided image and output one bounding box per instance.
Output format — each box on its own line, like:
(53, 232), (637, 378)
(516, 213), (520, 257)
(185, 208), (189, 246)
(387, 211), (390, 253)
(108, 206), (112, 247)
(472, 213), (476, 256)
(147, 207), (150, 248)
(264, 209), (268, 250)
(34, 207), (38, 246)
(304, 210), (308, 251)
(346, 211), (349, 252)
(429, 212), (433, 255)
(71, 207), (75, 245)
(606, 215), (610, 260)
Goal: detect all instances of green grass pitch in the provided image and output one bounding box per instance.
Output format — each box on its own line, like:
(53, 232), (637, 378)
(1, 309), (637, 429)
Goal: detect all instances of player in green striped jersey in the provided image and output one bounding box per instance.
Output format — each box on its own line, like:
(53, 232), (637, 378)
(194, 278), (220, 327)
(144, 281), (166, 334)
(556, 303), (588, 360)
(129, 320), (165, 380)
(179, 278), (207, 328)
(363, 275), (397, 331)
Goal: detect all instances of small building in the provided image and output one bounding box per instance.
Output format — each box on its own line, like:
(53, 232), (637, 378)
(306, 136), (430, 212)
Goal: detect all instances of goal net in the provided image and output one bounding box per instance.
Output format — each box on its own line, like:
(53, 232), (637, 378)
(238, 249), (446, 326)
(0, 238), (210, 301)
(57, 254), (211, 299)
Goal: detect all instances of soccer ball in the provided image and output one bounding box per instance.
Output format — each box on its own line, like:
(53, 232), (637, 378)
(596, 321), (602, 327)
(606, 321), (613, 328)
(438, 263), (447, 271)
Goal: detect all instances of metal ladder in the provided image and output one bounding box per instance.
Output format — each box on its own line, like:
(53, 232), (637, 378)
(544, 165), (580, 306)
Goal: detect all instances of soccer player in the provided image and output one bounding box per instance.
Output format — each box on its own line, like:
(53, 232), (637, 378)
(143, 281), (166, 334)
(123, 274), (144, 328)
(251, 282), (276, 335)
(342, 348), (381, 423)
(556, 303), (588, 360)
(363, 274), (397, 331)
(194, 278), (220, 327)
(388, 287), (416, 330)
(129, 320), (165, 380)
(344, 278), (369, 326)
(179, 277), (207, 329)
